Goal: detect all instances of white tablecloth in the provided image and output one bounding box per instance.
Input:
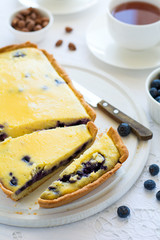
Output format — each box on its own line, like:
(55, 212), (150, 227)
(0, 0), (160, 239)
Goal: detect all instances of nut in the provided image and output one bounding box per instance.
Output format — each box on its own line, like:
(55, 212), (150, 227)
(55, 40), (63, 47)
(65, 27), (73, 33)
(34, 24), (42, 31)
(11, 8), (49, 32)
(17, 20), (25, 28)
(68, 42), (76, 51)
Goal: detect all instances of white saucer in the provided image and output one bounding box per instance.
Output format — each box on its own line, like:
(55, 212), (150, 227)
(19, 0), (98, 15)
(86, 14), (160, 70)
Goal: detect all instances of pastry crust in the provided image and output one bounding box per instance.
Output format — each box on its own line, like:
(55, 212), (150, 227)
(38, 127), (129, 208)
(0, 42), (96, 122)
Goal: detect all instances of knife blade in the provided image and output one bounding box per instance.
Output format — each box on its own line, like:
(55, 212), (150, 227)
(73, 80), (153, 141)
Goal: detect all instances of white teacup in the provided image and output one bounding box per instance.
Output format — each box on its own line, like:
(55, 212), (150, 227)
(106, 0), (160, 51)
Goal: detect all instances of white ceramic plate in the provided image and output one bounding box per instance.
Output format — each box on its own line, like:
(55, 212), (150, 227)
(0, 66), (151, 227)
(86, 14), (160, 70)
(18, 0), (98, 15)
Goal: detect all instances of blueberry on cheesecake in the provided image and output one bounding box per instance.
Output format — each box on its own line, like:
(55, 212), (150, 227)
(0, 122), (97, 200)
(39, 127), (129, 208)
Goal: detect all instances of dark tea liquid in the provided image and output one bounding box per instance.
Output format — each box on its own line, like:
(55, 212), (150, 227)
(112, 2), (160, 25)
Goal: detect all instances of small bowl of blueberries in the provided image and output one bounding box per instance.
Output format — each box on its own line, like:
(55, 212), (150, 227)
(146, 67), (160, 124)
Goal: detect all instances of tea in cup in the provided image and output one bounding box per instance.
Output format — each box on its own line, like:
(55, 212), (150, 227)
(106, 0), (160, 50)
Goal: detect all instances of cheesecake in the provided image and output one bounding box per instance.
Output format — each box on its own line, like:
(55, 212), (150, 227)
(0, 122), (97, 200)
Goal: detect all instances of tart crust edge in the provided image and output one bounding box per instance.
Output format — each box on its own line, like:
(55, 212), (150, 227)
(0, 41), (96, 122)
(38, 127), (129, 208)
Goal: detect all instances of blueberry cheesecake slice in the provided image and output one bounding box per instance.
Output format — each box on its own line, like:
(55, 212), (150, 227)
(0, 122), (97, 200)
(0, 42), (95, 140)
(39, 127), (129, 208)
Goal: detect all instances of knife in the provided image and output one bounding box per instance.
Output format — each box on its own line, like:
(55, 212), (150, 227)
(73, 80), (153, 141)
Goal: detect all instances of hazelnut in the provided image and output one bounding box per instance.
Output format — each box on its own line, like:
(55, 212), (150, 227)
(11, 18), (19, 27)
(65, 27), (73, 33)
(55, 40), (63, 47)
(26, 20), (35, 31)
(42, 21), (49, 28)
(17, 20), (25, 28)
(68, 43), (76, 51)
(30, 12), (37, 20)
(34, 24), (42, 31)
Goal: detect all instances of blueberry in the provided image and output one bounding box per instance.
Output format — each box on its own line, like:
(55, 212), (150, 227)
(60, 174), (71, 182)
(156, 191), (160, 201)
(10, 176), (18, 186)
(0, 133), (8, 141)
(151, 79), (160, 89)
(9, 172), (13, 176)
(0, 124), (4, 129)
(157, 89), (160, 96)
(21, 155), (33, 165)
(117, 206), (130, 218)
(13, 51), (26, 58)
(149, 164), (159, 176)
(144, 179), (156, 190)
(48, 186), (56, 191)
(77, 171), (83, 176)
(55, 79), (65, 85)
(117, 123), (131, 137)
(149, 87), (158, 98)
(155, 96), (160, 103)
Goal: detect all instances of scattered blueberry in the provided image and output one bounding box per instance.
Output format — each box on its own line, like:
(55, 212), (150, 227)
(10, 176), (18, 186)
(117, 206), (130, 218)
(156, 191), (160, 201)
(151, 79), (160, 89)
(150, 87), (158, 98)
(144, 179), (156, 190)
(13, 51), (26, 58)
(117, 123), (131, 137)
(149, 164), (159, 176)
(9, 172), (13, 176)
(0, 124), (4, 129)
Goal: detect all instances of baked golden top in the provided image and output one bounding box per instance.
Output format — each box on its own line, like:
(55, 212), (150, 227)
(0, 47), (90, 138)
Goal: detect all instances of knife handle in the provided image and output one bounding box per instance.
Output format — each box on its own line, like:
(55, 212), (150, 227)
(98, 100), (153, 140)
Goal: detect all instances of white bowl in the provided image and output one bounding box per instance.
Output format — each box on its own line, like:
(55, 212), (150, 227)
(8, 7), (54, 43)
(106, 0), (160, 51)
(146, 67), (160, 124)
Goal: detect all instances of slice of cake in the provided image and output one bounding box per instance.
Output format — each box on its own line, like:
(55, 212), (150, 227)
(0, 42), (95, 140)
(38, 127), (129, 208)
(0, 122), (97, 200)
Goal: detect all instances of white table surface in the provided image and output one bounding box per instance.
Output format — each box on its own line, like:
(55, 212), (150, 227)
(0, 0), (160, 239)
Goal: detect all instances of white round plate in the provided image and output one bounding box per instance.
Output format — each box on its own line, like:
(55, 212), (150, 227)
(0, 66), (151, 227)
(86, 14), (160, 70)
(18, 0), (98, 15)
